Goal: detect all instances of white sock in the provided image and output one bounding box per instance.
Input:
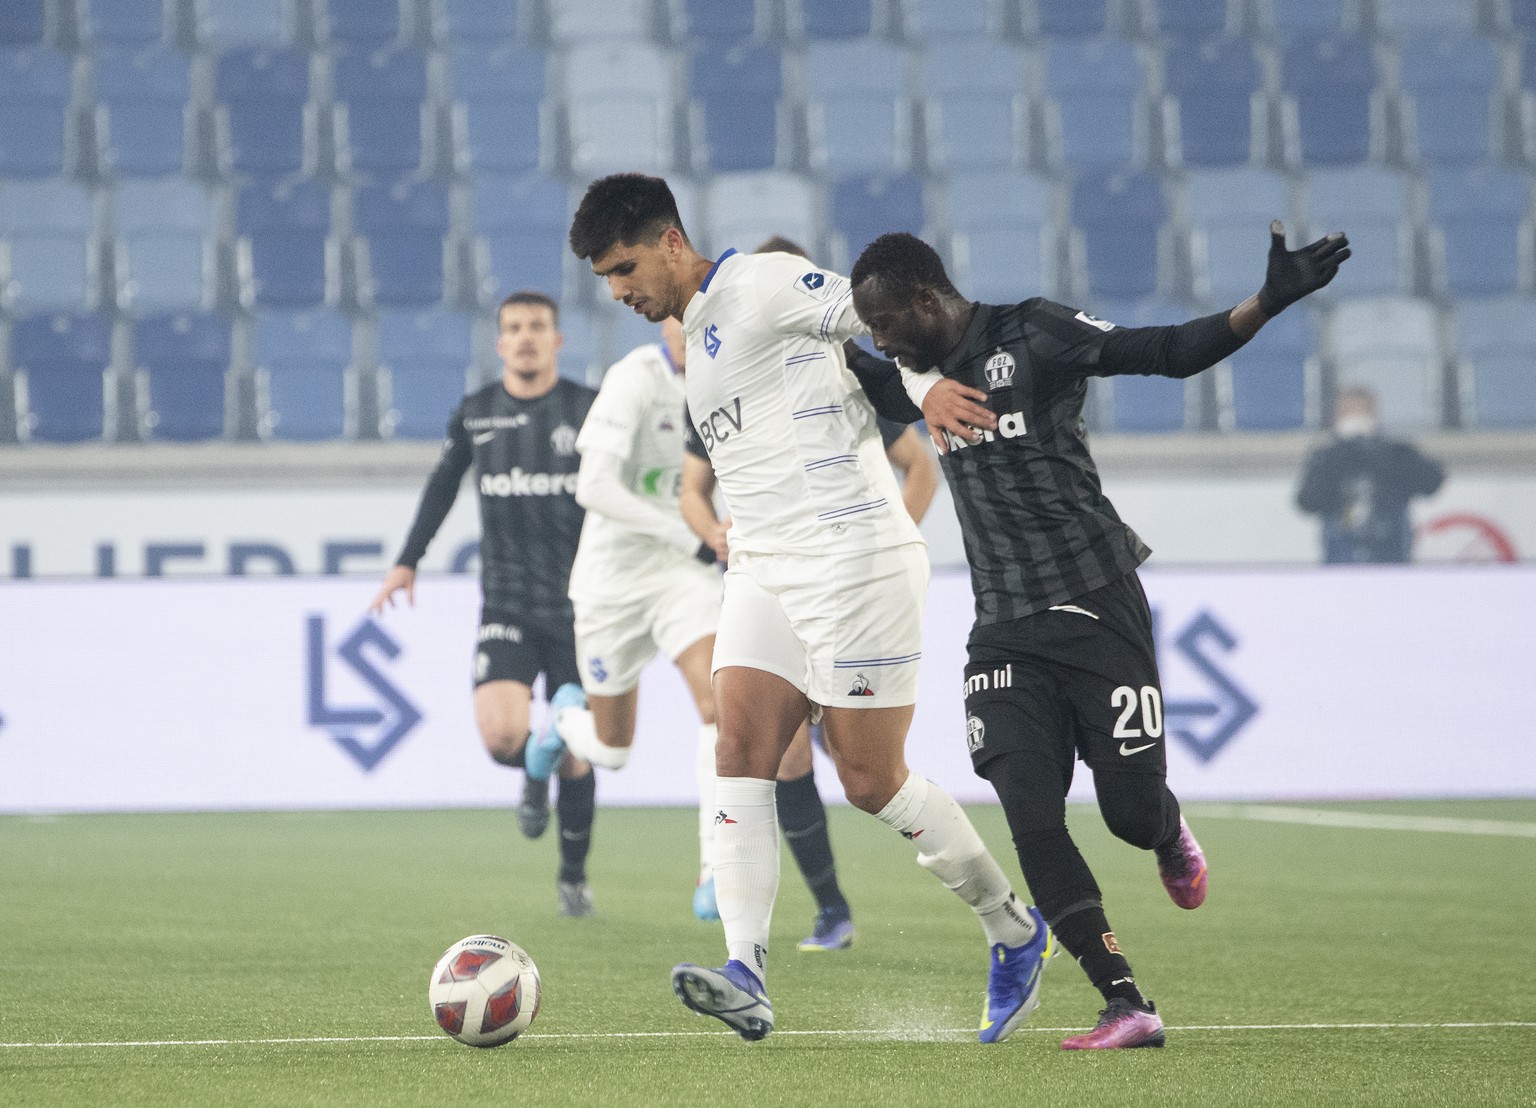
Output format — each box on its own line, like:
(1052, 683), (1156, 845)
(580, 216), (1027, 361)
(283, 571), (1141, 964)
(696, 723), (718, 882)
(555, 706), (630, 769)
(875, 771), (1037, 948)
(712, 776), (779, 985)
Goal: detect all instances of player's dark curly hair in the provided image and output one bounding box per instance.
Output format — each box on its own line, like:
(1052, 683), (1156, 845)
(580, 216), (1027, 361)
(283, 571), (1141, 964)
(568, 173), (690, 260)
(499, 289), (559, 325)
(850, 232), (960, 301)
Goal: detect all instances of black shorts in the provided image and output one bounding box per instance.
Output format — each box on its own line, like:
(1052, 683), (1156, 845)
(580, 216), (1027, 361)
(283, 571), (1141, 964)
(474, 607), (580, 692)
(962, 572), (1166, 778)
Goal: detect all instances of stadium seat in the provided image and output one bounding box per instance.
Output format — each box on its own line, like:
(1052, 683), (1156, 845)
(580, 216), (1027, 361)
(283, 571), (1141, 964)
(0, 46), (74, 178)
(1217, 304), (1318, 430)
(549, 0), (658, 42)
(1514, 0), (1536, 33)
(1136, 0), (1235, 37)
(1372, 0), (1480, 34)
(918, 37), (1031, 171)
(10, 311), (113, 442)
(672, 0), (759, 41)
(0, 179), (100, 313)
(1160, 36), (1266, 168)
(1326, 296), (1443, 431)
(1068, 172), (1167, 300)
(317, 0), (402, 46)
(1453, 298), (1536, 429)
(557, 306), (600, 384)
(471, 171), (568, 303)
(1030, 0), (1111, 37)
(1425, 165), (1532, 298)
(0, 1), (46, 46)
(1301, 165), (1414, 297)
(787, 0), (873, 38)
(213, 47), (313, 176)
(1278, 36), (1383, 166)
(82, 0), (171, 45)
(1090, 299), (1194, 432)
(687, 39), (784, 172)
(703, 171), (820, 260)
(437, 0), (525, 43)
(447, 42), (547, 174)
(351, 179), (450, 308)
(377, 307), (474, 438)
(255, 308), (355, 440)
(235, 178), (336, 308)
(331, 45), (430, 176)
(806, 39), (913, 174)
(1397, 33), (1504, 166)
(195, 0), (296, 46)
(132, 310), (232, 440)
(91, 44), (190, 177)
(828, 173), (926, 274)
(1186, 167), (1294, 306)
(1251, 0), (1355, 37)
(1042, 37), (1148, 171)
(564, 41), (679, 176)
(945, 170), (1058, 302)
(113, 178), (215, 313)
(900, 0), (1002, 40)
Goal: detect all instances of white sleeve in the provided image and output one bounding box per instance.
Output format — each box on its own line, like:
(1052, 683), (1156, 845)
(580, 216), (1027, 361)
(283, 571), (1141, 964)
(575, 448), (700, 555)
(754, 256), (869, 344)
(575, 356), (647, 461)
(900, 364), (944, 409)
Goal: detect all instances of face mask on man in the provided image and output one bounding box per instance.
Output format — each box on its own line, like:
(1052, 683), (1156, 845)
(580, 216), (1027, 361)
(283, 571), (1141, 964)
(1335, 413), (1377, 438)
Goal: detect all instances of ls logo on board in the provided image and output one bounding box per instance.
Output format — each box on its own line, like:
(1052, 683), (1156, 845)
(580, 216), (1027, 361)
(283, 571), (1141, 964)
(1153, 609), (1258, 765)
(306, 615), (422, 771)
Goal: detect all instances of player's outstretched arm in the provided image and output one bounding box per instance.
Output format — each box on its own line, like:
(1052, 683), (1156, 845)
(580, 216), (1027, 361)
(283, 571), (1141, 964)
(919, 376), (997, 455)
(1231, 220), (1351, 340)
(370, 565), (416, 613)
(680, 453), (729, 564)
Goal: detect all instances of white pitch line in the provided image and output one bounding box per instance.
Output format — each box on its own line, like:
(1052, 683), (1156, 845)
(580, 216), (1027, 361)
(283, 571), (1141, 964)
(1195, 804), (1536, 838)
(3, 1022), (1533, 1049)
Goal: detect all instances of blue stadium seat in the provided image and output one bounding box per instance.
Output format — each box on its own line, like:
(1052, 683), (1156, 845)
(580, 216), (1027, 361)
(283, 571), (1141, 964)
(1031, 0), (1110, 37)
(703, 171), (820, 259)
(1397, 34), (1503, 166)
(332, 45), (429, 176)
(1091, 299), (1192, 432)
(1220, 304), (1318, 430)
(673, 0), (759, 41)
(448, 43), (546, 173)
(438, 0), (524, 42)
(1069, 172), (1167, 299)
(214, 47), (312, 176)
(788, 0), (872, 38)
(82, 0), (170, 45)
(319, 0), (401, 46)
(236, 178), (335, 307)
(0, 0), (46, 46)
(133, 311), (232, 440)
(1186, 167), (1293, 305)
(945, 170), (1057, 302)
(1454, 298), (1536, 428)
(901, 0), (1001, 40)
(557, 306), (599, 384)
(1514, 0), (1536, 33)
(11, 311), (113, 442)
(0, 47), (74, 178)
(255, 308), (355, 439)
(0, 179), (99, 312)
(565, 41), (679, 175)
(918, 37), (1030, 171)
(1042, 38), (1148, 171)
(1279, 36), (1382, 165)
(806, 39), (913, 174)
(549, 0), (657, 42)
(1327, 296), (1443, 431)
(471, 172), (567, 302)
(1137, 0), (1234, 37)
(377, 308), (474, 438)
(196, 0), (295, 46)
(688, 39), (783, 172)
(1373, 0), (1480, 34)
(1161, 36), (1265, 168)
(1251, 0), (1354, 37)
(91, 45), (191, 177)
(828, 173), (925, 274)
(113, 179), (214, 313)
(352, 179), (450, 308)
(1302, 165), (1414, 297)
(1426, 165), (1531, 298)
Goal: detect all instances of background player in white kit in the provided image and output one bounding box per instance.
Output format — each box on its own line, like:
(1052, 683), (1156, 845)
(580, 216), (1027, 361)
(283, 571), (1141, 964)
(568, 173), (1050, 1044)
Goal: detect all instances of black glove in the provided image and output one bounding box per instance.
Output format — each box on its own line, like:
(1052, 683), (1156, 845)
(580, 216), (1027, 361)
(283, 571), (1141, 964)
(693, 541), (718, 566)
(1258, 219), (1351, 317)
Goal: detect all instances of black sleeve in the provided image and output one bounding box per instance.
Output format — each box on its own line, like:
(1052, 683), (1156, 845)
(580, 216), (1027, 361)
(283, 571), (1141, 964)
(844, 342), (923, 424)
(1026, 300), (1248, 381)
(395, 405), (473, 568)
(1295, 443), (1343, 515)
(1401, 444), (1446, 497)
(876, 415), (907, 451)
(682, 401), (709, 460)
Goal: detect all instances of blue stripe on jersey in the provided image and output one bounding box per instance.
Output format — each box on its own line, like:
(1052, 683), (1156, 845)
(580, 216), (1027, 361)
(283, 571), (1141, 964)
(792, 404), (843, 419)
(818, 288), (853, 340)
(698, 248), (738, 293)
(833, 653), (922, 668)
(784, 351), (827, 365)
(804, 454), (858, 471)
(817, 498), (886, 521)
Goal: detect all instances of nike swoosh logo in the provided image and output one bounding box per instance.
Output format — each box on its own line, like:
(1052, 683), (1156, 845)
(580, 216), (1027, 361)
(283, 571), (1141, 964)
(472, 431), (495, 445)
(1119, 742), (1157, 756)
(1047, 604), (1099, 619)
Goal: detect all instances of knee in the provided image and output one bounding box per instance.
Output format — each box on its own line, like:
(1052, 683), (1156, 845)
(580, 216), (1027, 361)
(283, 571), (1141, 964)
(481, 730), (526, 767)
(837, 766), (902, 814)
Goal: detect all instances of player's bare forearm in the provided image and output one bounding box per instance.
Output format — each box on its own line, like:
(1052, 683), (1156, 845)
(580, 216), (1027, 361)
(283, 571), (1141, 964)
(679, 454), (724, 557)
(886, 428), (939, 524)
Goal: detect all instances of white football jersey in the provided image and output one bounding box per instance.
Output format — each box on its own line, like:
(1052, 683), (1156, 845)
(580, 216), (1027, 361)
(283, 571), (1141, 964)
(681, 249), (922, 557)
(568, 341), (698, 601)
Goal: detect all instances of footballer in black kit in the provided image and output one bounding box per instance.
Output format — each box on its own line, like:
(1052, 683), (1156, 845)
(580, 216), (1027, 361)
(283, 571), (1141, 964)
(848, 224), (1348, 1048)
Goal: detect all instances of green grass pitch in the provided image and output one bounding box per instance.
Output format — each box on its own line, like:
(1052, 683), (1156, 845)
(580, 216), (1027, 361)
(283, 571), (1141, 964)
(3, 798), (1533, 1107)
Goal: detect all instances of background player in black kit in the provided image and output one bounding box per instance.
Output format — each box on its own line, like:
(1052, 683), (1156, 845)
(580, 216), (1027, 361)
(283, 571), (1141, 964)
(846, 223), (1349, 1049)
(370, 290), (600, 918)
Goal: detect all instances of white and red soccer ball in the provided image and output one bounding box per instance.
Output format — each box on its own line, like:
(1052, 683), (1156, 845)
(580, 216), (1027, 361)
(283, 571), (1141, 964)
(428, 935), (541, 1047)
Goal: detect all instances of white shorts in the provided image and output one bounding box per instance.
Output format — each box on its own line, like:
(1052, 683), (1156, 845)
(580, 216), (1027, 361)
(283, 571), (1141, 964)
(572, 557), (721, 696)
(712, 542), (929, 709)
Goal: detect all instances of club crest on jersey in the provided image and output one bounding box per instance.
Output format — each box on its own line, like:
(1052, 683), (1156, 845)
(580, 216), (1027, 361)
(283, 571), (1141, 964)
(966, 714), (985, 753)
(704, 324), (722, 358)
(549, 423), (577, 455)
(984, 349), (1017, 391)
(848, 673), (875, 697)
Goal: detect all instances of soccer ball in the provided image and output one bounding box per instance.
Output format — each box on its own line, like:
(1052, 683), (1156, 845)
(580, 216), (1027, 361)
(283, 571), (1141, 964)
(428, 934), (542, 1047)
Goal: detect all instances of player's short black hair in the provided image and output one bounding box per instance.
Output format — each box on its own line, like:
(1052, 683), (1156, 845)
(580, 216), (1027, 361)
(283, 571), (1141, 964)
(850, 232), (960, 301)
(499, 290), (559, 326)
(568, 173), (689, 260)
(753, 235), (810, 259)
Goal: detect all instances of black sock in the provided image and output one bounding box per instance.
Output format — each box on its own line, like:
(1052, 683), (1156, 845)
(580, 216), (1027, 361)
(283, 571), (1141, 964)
(775, 772), (848, 915)
(1050, 904), (1151, 1010)
(555, 769), (594, 885)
